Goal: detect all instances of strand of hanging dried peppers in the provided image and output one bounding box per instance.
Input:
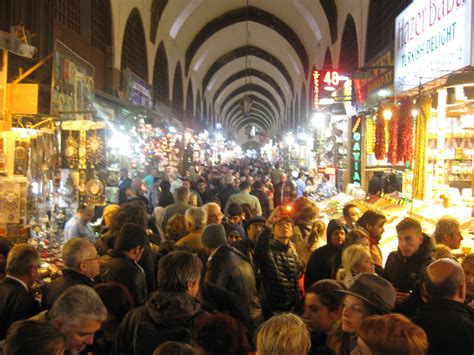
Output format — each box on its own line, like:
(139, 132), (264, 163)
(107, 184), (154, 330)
(375, 106), (387, 160)
(397, 98), (413, 163)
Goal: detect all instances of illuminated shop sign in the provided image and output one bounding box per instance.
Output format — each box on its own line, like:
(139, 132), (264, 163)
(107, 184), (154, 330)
(311, 69), (342, 110)
(350, 116), (362, 185)
(394, 0), (473, 94)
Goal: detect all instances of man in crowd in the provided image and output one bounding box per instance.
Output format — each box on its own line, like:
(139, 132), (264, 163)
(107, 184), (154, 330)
(342, 203), (360, 232)
(118, 168), (133, 204)
(356, 210), (386, 267)
(218, 176), (239, 209)
(413, 258), (474, 355)
(0, 244), (40, 340)
(202, 224), (263, 328)
(384, 217), (434, 316)
(147, 176), (162, 211)
(99, 223), (148, 305)
(270, 162), (283, 186)
(234, 216), (266, 268)
(175, 207), (207, 249)
(433, 216), (463, 251)
(64, 205), (96, 243)
(203, 202), (223, 225)
(49, 285), (107, 355)
(182, 178), (203, 206)
(225, 181), (262, 217)
(273, 173), (296, 207)
(42, 238), (99, 309)
(295, 172), (307, 198)
(143, 167), (159, 190)
(114, 251), (204, 354)
(196, 180), (213, 205)
(254, 213), (304, 316)
(160, 186), (191, 229)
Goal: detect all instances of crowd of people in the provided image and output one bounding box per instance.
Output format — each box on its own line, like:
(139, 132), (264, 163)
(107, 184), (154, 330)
(0, 159), (473, 355)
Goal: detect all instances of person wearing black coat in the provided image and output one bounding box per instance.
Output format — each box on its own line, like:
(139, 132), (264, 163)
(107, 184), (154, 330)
(0, 244), (40, 340)
(113, 251), (205, 355)
(202, 224), (263, 328)
(304, 220), (346, 291)
(41, 238), (99, 310)
(99, 223), (148, 305)
(95, 202), (157, 294)
(412, 258), (474, 355)
(250, 181), (271, 218)
(384, 218), (434, 317)
(254, 216), (304, 317)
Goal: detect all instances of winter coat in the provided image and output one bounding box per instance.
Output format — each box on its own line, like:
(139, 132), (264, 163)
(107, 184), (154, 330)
(384, 233), (434, 293)
(254, 227), (304, 314)
(205, 245), (263, 326)
(304, 244), (339, 290)
(96, 231), (157, 294)
(41, 269), (94, 310)
(0, 277), (39, 340)
(99, 249), (147, 305)
(251, 189), (271, 218)
(413, 298), (474, 355)
(218, 185), (239, 209)
(113, 290), (204, 355)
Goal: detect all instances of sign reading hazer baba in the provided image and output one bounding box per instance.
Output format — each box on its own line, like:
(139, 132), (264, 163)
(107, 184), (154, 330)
(394, 0), (473, 94)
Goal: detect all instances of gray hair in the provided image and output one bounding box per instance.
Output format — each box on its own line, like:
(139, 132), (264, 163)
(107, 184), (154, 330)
(433, 216), (460, 243)
(185, 207), (207, 230)
(203, 202), (221, 214)
(6, 244), (40, 276)
(175, 186), (190, 202)
(157, 251), (202, 292)
(61, 238), (94, 270)
(49, 285), (107, 328)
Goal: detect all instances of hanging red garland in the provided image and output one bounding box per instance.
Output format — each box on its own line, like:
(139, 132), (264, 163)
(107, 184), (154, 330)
(397, 98), (413, 163)
(387, 105), (400, 164)
(375, 106), (387, 160)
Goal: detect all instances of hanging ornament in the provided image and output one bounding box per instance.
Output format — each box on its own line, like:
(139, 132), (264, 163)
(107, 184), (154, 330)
(64, 131), (79, 168)
(86, 130), (105, 167)
(85, 171), (105, 206)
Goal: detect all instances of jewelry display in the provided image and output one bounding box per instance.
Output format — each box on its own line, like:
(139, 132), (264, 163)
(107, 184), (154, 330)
(64, 131), (79, 168)
(84, 171), (105, 206)
(86, 130), (105, 168)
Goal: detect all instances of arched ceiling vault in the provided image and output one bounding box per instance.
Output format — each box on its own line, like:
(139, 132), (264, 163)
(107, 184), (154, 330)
(222, 93), (278, 125)
(110, 0), (370, 144)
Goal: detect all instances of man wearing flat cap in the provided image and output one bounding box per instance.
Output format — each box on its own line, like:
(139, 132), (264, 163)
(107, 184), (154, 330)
(254, 212), (304, 317)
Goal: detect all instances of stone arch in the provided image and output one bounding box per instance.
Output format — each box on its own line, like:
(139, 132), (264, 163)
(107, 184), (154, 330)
(196, 90), (202, 122)
(150, 0), (168, 43)
(185, 81), (194, 120)
(153, 41), (169, 103)
(172, 62), (184, 118)
(121, 8), (148, 80)
(300, 83), (307, 124)
(185, 6), (309, 76)
(339, 14), (359, 70)
(320, 0), (338, 43)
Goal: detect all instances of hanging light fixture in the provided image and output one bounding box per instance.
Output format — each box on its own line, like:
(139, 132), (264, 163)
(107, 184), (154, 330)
(240, 0), (253, 117)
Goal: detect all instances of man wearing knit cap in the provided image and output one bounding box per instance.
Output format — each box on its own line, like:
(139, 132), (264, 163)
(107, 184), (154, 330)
(254, 213), (304, 316)
(99, 223), (147, 305)
(202, 224), (263, 328)
(304, 219), (346, 290)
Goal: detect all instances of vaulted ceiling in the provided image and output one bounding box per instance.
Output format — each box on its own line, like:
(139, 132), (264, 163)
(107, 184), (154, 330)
(112, 0), (370, 143)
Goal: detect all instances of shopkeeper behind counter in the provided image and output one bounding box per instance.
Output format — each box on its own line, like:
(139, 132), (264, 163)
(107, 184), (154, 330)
(64, 205), (96, 244)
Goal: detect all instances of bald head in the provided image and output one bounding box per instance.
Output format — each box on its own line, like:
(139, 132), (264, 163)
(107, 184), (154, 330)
(424, 258), (465, 301)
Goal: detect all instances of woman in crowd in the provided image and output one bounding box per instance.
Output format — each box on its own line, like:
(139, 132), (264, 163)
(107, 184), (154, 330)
(356, 313), (428, 355)
(327, 274), (396, 354)
(336, 245), (375, 288)
(165, 213), (188, 242)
